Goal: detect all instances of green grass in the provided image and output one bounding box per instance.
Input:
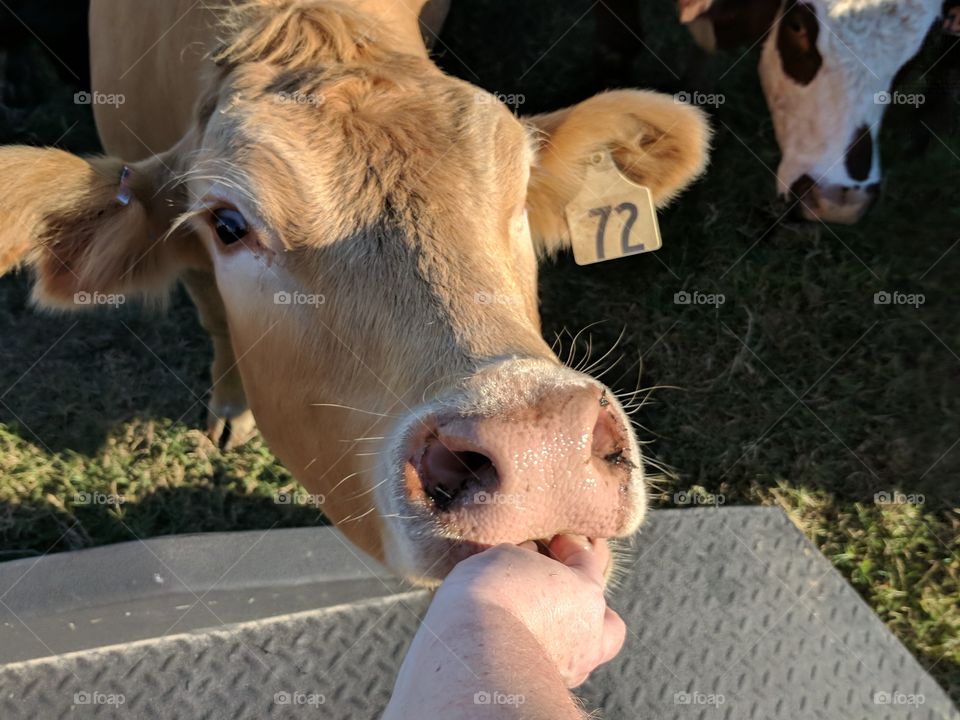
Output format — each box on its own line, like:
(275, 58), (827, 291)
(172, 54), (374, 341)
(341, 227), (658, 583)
(1, 0), (958, 703)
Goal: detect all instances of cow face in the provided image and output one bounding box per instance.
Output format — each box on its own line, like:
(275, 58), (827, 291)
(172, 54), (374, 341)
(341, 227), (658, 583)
(683, 0), (939, 224)
(0, 2), (710, 583)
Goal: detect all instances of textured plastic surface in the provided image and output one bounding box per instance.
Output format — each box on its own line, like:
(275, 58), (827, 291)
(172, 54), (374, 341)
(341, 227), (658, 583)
(0, 526), (404, 664)
(0, 508), (956, 719)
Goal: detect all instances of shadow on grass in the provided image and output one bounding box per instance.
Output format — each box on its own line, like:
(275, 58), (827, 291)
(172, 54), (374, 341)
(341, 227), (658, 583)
(0, 275), (215, 456)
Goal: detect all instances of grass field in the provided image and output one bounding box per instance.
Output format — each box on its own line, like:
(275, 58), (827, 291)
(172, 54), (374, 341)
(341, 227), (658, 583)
(1, 0), (958, 703)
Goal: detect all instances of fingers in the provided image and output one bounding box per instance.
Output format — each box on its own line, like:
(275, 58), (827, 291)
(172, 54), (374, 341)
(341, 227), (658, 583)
(591, 537), (611, 576)
(548, 534), (606, 587)
(600, 607), (626, 664)
(567, 608), (626, 689)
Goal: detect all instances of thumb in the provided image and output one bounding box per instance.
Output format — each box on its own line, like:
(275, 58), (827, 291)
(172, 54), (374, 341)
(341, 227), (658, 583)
(600, 608), (626, 665)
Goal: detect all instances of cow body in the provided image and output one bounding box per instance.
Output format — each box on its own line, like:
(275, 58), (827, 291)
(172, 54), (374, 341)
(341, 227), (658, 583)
(89, 0), (437, 160)
(0, 0), (711, 582)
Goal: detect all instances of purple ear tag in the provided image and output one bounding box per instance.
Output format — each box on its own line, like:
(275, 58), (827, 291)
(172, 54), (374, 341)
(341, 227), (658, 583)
(117, 166), (134, 206)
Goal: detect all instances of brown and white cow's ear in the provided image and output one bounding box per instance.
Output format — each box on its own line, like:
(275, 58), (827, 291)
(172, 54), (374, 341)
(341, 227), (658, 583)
(678, 0), (715, 23)
(524, 90), (711, 256)
(681, 0), (781, 52)
(0, 146), (201, 309)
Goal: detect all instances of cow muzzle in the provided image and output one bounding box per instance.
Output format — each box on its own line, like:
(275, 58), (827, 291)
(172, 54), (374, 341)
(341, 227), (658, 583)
(789, 174), (878, 225)
(380, 360), (646, 582)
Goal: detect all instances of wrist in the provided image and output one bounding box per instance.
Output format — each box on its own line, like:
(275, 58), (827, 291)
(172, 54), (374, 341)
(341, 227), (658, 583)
(385, 601), (582, 720)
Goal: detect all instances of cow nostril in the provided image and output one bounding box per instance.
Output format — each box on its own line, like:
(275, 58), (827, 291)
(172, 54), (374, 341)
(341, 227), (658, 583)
(419, 441), (497, 512)
(591, 406), (633, 469)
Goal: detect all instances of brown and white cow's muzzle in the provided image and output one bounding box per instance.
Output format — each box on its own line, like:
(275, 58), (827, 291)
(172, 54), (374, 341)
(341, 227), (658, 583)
(376, 358), (646, 584)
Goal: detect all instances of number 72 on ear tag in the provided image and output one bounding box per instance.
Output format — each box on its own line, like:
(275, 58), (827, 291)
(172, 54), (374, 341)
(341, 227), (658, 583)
(565, 153), (662, 266)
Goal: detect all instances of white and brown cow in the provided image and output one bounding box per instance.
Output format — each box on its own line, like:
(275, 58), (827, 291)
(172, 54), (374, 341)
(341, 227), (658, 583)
(680, 0), (943, 223)
(0, 0), (710, 583)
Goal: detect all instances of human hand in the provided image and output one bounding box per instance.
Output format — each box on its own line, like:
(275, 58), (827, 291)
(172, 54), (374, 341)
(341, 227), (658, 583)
(429, 535), (626, 687)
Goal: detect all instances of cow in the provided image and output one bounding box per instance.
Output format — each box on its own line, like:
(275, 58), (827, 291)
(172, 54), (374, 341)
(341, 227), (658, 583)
(0, 0), (710, 584)
(679, 0), (946, 224)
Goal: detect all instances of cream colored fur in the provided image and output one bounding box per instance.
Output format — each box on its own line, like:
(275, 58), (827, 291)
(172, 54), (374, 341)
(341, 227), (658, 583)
(0, 0), (709, 568)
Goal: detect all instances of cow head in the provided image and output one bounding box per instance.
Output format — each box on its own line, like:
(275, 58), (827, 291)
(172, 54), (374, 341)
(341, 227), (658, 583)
(0, 1), (710, 584)
(681, 0), (940, 224)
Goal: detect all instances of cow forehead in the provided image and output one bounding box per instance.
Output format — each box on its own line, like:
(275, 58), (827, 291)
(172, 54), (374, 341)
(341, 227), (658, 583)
(771, 0), (936, 82)
(192, 65), (535, 251)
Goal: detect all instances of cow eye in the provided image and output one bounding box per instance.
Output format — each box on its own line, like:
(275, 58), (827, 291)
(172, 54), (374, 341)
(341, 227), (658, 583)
(212, 207), (249, 246)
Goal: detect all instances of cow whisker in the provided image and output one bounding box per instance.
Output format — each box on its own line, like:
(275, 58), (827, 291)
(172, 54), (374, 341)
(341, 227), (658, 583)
(346, 476), (390, 501)
(418, 371), (462, 403)
(310, 403), (399, 418)
(580, 325), (627, 377)
(328, 470), (366, 495)
(550, 331), (565, 357)
(572, 333), (595, 373)
(566, 320), (607, 369)
(340, 506), (377, 524)
(628, 417), (658, 437)
(615, 383), (680, 402)
(606, 352), (645, 401)
(642, 455), (676, 479)
(590, 355), (624, 382)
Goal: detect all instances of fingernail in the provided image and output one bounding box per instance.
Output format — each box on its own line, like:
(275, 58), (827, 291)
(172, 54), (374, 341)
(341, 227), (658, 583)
(573, 534), (592, 551)
(561, 534), (591, 551)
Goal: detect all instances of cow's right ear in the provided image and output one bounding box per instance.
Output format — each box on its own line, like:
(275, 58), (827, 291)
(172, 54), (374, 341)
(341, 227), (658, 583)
(0, 146), (201, 309)
(680, 0), (781, 52)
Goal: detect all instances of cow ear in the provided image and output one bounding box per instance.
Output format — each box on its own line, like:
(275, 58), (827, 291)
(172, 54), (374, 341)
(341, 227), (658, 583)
(678, 0), (715, 23)
(681, 0), (781, 52)
(524, 90), (711, 256)
(0, 145), (201, 309)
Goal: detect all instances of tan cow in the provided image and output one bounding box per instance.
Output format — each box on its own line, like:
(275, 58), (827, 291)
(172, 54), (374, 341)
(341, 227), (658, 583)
(0, 0), (710, 583)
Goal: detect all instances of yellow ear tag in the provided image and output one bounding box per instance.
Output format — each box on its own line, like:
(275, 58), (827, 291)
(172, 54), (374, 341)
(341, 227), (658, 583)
(565, 152), (662, 266)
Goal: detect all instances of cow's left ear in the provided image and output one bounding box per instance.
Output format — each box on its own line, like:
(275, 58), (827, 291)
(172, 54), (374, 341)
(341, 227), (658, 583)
(680, 0), (781, 52)
(0, 145), (201, 309)
(524, 90), (711, 256)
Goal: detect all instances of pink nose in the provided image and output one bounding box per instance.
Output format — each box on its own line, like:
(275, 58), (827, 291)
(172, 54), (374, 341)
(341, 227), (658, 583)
(789, 174), (877, 225)
(403, 385), (637, 545)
